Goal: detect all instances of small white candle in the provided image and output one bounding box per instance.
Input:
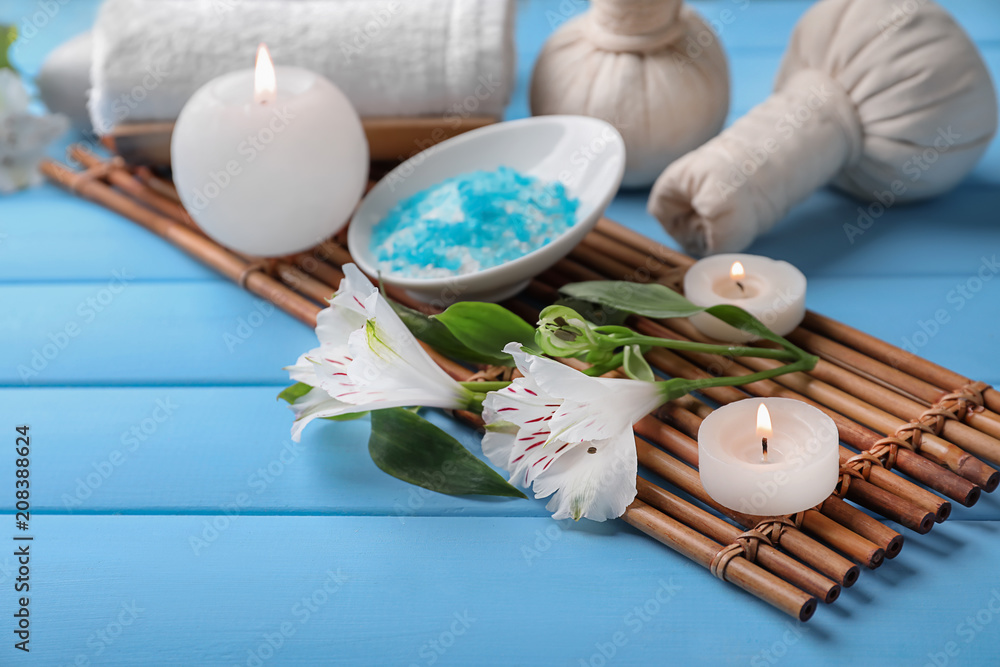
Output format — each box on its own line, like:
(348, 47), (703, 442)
(684, 253), (806, 343)
(171, 44), (369, 257)
(698, 398), (839, 516)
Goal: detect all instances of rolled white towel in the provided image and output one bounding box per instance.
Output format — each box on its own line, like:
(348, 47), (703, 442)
(88, 0), (515, 134)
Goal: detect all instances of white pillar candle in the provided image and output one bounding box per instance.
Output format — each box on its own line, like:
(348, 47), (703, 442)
(683, 253), (806, 343)
(698, 397), (839, 516)
(171, 44), (368, 257)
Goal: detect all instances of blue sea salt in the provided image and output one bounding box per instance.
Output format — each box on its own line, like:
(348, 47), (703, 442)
(371, 166), (579, 278)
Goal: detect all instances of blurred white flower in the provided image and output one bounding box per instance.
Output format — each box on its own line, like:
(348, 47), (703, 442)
(0, 68), (68, 194)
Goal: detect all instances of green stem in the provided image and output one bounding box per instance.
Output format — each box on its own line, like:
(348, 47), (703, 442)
(611, 335), (799, 362)
(657, 356), (818, 401)
(466, 393), (487, 415)
(582, 352), (625, 377)
(459, 381), (511, 392)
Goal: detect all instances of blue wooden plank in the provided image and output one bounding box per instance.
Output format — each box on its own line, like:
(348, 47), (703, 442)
(3, 515), (999, 666)
(1, 1), (999, 665)
(4, 385), (998, 520)
(5, 276), (996, 385)
(0, 386), (549, 518)
(0, 184), (221, 282)
(1, 281), (316, 386)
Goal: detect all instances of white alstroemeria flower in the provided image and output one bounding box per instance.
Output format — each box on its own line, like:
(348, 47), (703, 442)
(284, 263), (474, 440)
(481, 343), (665, 522)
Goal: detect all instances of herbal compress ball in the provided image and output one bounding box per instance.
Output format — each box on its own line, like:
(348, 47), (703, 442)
(649, 0), (998, 255)
(530, 0), (729, 187)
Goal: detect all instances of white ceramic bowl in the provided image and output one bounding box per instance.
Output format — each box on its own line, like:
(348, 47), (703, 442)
(347, 115), (626, 304)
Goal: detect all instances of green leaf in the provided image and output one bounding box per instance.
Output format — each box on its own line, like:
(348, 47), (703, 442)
(701, 304), (787, 348)
(560, 281), (704, 319)
(368, 408), (526, 498)
(388, 298), (510, 365)
(0, 25), (15, 72)
(434, 301), (539, 361)
(277, 382), (313, 404)
(560, 280), (815, 362)
(622, 345), (655, 382)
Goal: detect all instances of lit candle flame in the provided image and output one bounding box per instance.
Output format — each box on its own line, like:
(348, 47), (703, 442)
(730, 261), (746, 294)
(757, 403), (771, 460)
(756, 404), (772, 438)
(254, 43), (277, 105)
(730, 261), (745, 281)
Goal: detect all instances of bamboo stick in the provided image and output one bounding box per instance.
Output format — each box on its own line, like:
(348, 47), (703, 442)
(712, 349), (998, 492)
(634, 436), (862, 586)
(586, 219), (1000, 421)
(635, 478), (840, 603)
(794, 351), (1000, 467)
(394, 352), (824, 621)
(134, 167), (182, 203)
(622, 500), (817, 621)
(637, 323), (954, 524)
(655, 399), (907, 559)
(516, 274), (889, 567)
(802, 310), (1000, 415)
(42, 155), (820, 621)
(538, 261), (968, 521)
(633, 416), (888, 567)
(639, 321), (981, 510)
(785, 328), (1000, 442)
(517, 286), (878, 574)
(557, 244), (1000, 494)
(531, 266), (979, 509)
(513, 280), (874, 576)
(667, 395), (920, 549)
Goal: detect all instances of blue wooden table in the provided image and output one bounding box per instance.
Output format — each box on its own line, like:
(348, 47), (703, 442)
(2, 1), (1000, 665)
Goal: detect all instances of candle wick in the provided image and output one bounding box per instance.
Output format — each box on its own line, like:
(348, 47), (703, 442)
(736, 281), (745, 294)
(762, 436), (768, 461)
